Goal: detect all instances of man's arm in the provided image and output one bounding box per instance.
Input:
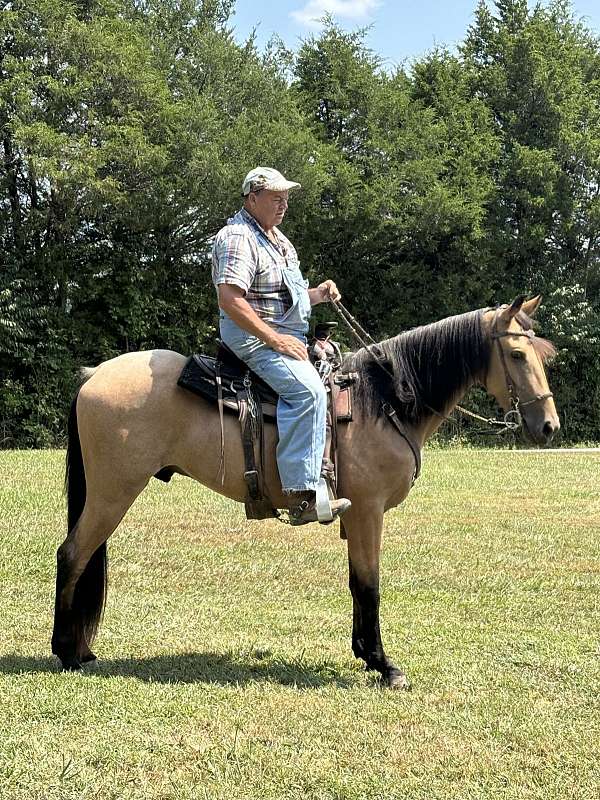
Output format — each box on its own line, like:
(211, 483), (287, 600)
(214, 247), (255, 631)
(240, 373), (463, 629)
(218, 284), (308, 361)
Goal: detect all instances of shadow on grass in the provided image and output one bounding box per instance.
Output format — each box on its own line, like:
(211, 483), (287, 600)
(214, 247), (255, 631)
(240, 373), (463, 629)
(0, 651), (353, 688)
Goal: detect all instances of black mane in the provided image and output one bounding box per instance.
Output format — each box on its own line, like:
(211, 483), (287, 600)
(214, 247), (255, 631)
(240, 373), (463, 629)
(342, 309), (491, 424)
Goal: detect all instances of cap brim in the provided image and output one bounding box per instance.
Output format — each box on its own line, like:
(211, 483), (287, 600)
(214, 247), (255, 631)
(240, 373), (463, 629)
(243, 180), (301, 195)
(267, 180), (301, 192)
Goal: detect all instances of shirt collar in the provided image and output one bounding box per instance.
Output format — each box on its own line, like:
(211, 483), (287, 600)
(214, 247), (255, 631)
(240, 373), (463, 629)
(239, 207), (287, 254)
(240, 207), (278, 238)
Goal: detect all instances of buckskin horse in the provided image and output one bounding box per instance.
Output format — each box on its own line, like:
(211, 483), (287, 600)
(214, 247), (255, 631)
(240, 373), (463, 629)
(51, 295), (559, 688)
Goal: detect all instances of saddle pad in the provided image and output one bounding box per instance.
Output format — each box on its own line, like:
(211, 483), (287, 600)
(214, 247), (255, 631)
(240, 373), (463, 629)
(178, 354), (353, 423)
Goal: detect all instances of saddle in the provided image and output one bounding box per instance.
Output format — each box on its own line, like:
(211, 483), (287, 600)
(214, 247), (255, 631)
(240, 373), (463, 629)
(178, 345), (354, 422)
(175, 325), (356, 521)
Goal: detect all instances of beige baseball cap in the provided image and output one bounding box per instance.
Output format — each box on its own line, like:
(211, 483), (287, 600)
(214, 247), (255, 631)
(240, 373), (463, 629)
(242, 167), (301, 196)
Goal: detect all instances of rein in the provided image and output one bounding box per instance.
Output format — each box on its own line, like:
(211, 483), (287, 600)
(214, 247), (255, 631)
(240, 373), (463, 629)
(331, 300), (394, 381)
(331, 300), (422, 482)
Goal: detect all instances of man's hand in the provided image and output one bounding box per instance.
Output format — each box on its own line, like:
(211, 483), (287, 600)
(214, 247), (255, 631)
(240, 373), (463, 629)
(218, 285), (308, 360)
(268, 333), (309, 361)
(314, 279), (341, 304)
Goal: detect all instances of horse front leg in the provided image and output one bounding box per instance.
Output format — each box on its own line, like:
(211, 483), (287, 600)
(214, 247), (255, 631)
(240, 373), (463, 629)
(344, 508), (410, 690)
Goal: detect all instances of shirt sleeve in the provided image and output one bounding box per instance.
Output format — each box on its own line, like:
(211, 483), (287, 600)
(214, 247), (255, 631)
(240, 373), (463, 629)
(212, 231), (257, 294)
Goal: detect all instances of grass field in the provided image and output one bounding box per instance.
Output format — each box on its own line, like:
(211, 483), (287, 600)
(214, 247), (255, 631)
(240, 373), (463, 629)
(1, 448), (599, 800)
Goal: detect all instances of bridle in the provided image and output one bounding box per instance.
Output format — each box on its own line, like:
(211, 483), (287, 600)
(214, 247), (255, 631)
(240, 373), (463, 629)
(488, 306), (554, 431)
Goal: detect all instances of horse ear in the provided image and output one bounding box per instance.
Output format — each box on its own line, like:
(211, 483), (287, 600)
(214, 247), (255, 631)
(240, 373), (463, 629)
(501, 295), (526, 320)
(522, 295), (542, 318)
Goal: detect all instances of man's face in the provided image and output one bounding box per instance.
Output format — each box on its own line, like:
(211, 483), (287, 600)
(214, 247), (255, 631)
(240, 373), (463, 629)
(246, 189), (289, 231)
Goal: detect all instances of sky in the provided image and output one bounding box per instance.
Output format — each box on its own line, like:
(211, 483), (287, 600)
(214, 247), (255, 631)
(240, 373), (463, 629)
(229, 0), (600, 68)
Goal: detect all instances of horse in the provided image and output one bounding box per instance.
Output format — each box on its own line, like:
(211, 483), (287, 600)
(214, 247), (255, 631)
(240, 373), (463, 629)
(51, 295), (559, 688)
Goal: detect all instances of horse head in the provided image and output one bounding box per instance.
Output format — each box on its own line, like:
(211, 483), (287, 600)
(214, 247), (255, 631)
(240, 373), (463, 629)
(483, 296), (560, 445)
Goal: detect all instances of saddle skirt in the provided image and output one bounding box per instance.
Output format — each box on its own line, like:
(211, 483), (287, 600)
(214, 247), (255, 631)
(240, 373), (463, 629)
(177, 343), (354, 422)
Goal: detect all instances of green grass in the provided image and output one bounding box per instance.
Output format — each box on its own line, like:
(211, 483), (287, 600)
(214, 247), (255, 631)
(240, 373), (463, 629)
(1, 449), (599, 800)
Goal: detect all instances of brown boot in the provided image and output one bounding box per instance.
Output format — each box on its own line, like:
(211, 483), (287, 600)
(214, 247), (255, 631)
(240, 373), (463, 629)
(288, 491), (351, 526)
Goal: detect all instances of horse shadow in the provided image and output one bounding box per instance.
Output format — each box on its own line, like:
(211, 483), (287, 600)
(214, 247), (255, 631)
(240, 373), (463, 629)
(0, 650), (354, 688)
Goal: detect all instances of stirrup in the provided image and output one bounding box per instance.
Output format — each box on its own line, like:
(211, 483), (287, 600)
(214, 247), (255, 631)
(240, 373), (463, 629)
(315, 477), (334, 523)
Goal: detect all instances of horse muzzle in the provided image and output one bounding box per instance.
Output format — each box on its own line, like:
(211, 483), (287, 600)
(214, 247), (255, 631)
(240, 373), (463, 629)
(523, 410), (560, 446)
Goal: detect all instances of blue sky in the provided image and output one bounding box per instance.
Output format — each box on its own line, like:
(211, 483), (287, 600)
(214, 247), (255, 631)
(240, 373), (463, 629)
(229, 1), (600, 68)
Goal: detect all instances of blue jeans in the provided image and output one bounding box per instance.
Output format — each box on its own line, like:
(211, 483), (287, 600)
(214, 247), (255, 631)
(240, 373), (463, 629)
(220, 316), (327, 492)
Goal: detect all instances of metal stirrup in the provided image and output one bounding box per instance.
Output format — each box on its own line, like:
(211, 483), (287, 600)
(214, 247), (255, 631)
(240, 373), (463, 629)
(315, 478), (334, 522)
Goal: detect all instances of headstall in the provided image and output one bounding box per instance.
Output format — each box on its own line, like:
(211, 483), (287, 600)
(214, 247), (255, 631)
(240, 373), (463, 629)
(488, 306), (554, 432)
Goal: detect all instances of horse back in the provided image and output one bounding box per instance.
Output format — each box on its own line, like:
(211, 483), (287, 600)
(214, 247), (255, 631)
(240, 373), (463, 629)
(75, 349), (267, 503)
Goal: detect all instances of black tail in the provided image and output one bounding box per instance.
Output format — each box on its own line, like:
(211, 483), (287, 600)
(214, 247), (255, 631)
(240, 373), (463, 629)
(64, 390), (108, 648)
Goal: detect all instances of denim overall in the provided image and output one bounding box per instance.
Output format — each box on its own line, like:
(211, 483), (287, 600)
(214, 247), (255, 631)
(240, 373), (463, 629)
(219, 254), (327, 493)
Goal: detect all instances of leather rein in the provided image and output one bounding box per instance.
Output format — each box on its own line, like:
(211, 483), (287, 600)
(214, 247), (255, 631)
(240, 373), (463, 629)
(332, 300), (423, 482)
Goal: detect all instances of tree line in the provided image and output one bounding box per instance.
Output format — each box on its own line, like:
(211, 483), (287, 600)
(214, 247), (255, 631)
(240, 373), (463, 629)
(1, 0), (599, 446)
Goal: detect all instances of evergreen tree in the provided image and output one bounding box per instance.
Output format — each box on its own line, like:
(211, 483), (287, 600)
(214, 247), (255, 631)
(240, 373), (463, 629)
(462, 0), (600, 298)
(0, 0), (322, 445)
(2, 1), (599, 444)
(292, 22), (498, 334)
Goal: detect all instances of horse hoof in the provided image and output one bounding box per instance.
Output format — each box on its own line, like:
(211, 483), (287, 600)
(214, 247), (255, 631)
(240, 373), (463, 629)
(56, 655), (83, 671)
(79, 651), (97, 664)
(386, 668), (410, 690)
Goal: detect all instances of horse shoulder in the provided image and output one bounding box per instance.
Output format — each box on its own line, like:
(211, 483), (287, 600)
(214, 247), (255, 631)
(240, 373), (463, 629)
(338, 415), (416, 512)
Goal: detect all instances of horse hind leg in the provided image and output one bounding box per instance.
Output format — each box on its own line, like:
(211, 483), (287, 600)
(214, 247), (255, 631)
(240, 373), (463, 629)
(51, 493), (140, 670)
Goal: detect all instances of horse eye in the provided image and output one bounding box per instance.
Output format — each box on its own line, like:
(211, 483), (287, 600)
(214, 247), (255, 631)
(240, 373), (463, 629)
(511, 350), (525, 360)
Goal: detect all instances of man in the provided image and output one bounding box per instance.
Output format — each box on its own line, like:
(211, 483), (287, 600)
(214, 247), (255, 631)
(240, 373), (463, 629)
(211, 167), (351, 525)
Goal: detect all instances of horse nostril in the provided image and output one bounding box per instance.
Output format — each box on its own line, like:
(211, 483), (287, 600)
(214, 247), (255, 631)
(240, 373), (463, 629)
(542, 421), (555, 439)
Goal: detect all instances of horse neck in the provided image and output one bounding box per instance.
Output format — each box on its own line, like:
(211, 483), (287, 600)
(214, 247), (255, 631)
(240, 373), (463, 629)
(382, 310), (488, 446)
(412, 376), (478, 447)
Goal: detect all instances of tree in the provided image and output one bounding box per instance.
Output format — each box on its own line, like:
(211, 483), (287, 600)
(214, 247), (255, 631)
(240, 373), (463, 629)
(460, 0), (600, 440)
(2, 1), (599, 445)
(0, 0), (323, 445)
(292, 22), (498, 335)
(462, 0), (600, 297)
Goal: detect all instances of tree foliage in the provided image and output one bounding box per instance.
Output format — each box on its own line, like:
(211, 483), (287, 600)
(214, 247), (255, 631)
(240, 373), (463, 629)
(1, 0), (599, 445)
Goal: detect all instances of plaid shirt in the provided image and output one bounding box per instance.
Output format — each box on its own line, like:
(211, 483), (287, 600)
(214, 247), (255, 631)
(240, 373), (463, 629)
(212, 208), (298, 322)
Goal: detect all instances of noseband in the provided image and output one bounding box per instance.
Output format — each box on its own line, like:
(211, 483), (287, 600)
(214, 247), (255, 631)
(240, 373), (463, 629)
(490, 307), (554, 429)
